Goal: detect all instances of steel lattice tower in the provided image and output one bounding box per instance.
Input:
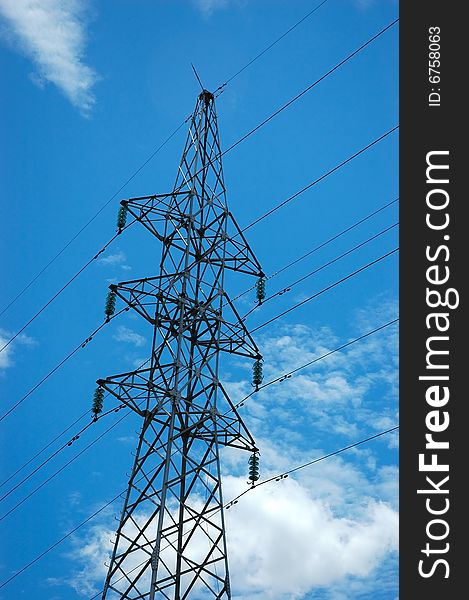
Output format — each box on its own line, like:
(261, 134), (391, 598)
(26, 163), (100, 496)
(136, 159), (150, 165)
(97, 90), (263, 599)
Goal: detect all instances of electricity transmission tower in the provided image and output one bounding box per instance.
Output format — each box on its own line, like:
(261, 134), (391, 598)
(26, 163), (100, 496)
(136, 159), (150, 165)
(96, 89), (264, 599)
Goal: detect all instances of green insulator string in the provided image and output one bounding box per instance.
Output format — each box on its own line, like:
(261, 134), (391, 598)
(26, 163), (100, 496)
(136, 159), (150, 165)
(255, 276), (266, 304)
(252, 358), (263, 389)
(92, 385), (104, 418)
(104, 288), (117, 320)
(116, 203), (128, 232)
(248, 452), (260, 483)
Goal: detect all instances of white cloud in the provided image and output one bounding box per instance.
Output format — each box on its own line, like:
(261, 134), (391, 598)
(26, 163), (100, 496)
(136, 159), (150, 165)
(64, 302), (398, 598)
(116, 435), (136, 445)
(97, 250), (131, 271)
(0, 328), (37, 372)
(239, 315), (398, 445)
(97, 250), (127, 267)
(67, 471), (397, 599)
(113, 326), (146, 348)
(224, 477), (398, 599)
(0, 0), (97, 114)
(193, 0), (230, 17)
(128, 356), (149, 369)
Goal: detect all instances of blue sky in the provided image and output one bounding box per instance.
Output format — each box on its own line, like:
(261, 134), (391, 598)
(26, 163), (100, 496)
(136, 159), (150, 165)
(0, 1), (398, 599)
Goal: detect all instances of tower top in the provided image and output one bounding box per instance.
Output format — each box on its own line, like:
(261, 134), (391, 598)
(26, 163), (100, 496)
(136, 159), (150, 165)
(199, 89), (214, 104)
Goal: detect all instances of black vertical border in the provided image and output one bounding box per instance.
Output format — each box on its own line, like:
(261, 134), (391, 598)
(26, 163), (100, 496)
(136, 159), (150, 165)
(400, 3), (464, 599)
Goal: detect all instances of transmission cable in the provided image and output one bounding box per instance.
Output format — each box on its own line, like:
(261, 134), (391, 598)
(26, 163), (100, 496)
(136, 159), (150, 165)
(0, 13), (400, 587)
(89, 420), (399, 598)
(0, 491), (123, 591)
(0, 17), (398, 351)
(230, 196), (398, 304)
(0, 349), (150, 492)
(0, 409), (89, 490)
(0, 221), (135, 355)
(0, 122), (398, 424)
(214, 0), (332, 92)
(0, 416), (398, 591)
(241, 126), (398, 234)
(242, 222), (398, 319)
(0, 315), (397, 519)
(86, 318), (399, 598)
(251, 247), (398, 333)
(177, 19), (399, 202)
(0, 219), (397, 429)
(0, 120), (397, 360)
(0, 203), (397, 501)
(225, 425), (399, 509)
(231, 318), (398, 411)
(0, 0), (335, 319)
(0, 307), (128, 423)
(0, 409), (130, 522)
(0, 120), (190, 318)
(0, 403), (125, 504)
(0, 238), (398, 502)
(222, 18), (398, 162)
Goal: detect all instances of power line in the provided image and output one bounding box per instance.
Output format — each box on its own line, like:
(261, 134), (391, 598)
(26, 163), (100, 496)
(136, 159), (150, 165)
(0, 440), (187, 591)
(225, 426), (399, 508)
(0, 359), (151, 500)
(0, 410), (129, 522)
(0, 308), (127, 424)
(0, 409), (89, 490)
(0, 238), (398, 499)
(0, 118), (398, 424)
(179, 19), (398, 199)
(0, 224), (135, 355)
(0, 209), (396, 428)
(0, 122), (397, 361)
(0, 417), (398, 591)
(1, 195), (398, 454)
(267, 199), (399, 281)
(0, 18), (398, 351)
(0, 315), (398, 527)
(0, 491), (123, 591)
(222, 19), (399, 164)
(215, 0), (332, 91)
(0, 0), (335, 320)
(230, 197), (398, 305)
(241, 126), (398, 234)
(88, 418), (398, 598)
(251, 248), (399, 333)
(0, 218), (397, 510)
(0, 14), (400, 591)
(0, 15), (396, 540)
(0, 403), (124, 504)
(242, 222), (398, 319)
(232, 318), (399, 411)
(86, 319), (399, 599)
(0, 120), (190, 318)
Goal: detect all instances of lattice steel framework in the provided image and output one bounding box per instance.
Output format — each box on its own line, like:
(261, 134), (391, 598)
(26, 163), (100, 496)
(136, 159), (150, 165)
(97, 90), (263, 599)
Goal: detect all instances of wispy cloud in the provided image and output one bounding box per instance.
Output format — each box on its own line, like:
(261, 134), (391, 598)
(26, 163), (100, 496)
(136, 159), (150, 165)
(234, 313), (398, 447)
(0, 0), (98, 114)
(116, 435), (136, 445)
(113, 326), (146, 348)
(0, 328), (37, 372)
(97, 251), (126, 266)
(64, 301), (398, 598)
(193, 0), (230, 17)
(97, 250), (131, 270)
